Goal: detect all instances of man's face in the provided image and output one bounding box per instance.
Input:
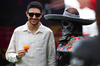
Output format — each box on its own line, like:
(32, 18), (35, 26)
(26, 8), (43, 25)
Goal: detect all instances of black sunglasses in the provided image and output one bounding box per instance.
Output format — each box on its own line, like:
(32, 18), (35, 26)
(28, 13), (41, 17)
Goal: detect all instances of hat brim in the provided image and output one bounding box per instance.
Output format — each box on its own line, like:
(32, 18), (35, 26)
(44, 14), (95, 25)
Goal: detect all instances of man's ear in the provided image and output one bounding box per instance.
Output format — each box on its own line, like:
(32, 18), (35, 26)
(26, 11), (28, 17)
(40, 13), (43, 18)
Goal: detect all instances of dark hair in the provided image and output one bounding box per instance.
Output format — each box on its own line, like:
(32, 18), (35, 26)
(27, 1), (43, 13)
(96, 0), (100, 35)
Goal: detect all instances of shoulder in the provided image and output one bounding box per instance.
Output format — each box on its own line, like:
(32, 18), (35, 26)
(41, 25), (53, 33)
(13, 25), (25, 33)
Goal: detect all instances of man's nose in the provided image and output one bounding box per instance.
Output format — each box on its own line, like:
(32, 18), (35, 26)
(32, 15), (37, 18)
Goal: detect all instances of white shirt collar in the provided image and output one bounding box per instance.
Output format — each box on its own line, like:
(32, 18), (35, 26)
(22, 21), (44, 34)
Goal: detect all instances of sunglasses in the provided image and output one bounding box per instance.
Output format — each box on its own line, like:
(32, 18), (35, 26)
(28, 13), (41, 17)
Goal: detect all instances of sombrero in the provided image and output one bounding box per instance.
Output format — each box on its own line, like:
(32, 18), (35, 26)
(44, 7), (95, 25)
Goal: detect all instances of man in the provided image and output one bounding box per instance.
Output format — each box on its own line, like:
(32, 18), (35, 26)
(70, 0), (100, 66)
(5, 1), (56, 66)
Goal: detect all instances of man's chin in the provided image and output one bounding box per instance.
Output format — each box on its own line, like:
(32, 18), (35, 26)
(30, 21), (39, 25)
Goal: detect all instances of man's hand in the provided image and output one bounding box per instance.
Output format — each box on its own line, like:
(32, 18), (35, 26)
(16, 49), (26, 59)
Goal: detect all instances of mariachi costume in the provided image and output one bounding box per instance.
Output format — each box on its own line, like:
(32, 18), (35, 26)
(44, 6), (94, 66)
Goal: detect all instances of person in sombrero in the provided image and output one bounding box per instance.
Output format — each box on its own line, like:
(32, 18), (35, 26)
(44, 5), (95, 66)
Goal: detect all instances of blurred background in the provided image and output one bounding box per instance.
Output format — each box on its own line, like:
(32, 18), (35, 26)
(0, 0), (97, 66)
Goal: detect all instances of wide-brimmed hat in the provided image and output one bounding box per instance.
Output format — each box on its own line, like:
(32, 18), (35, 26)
(44, 6), (95, 25)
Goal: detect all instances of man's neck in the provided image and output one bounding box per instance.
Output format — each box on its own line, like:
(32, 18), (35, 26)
(27, 21), (41, 33)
